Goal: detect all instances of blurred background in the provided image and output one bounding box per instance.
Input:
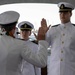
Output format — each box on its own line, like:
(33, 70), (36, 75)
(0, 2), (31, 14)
(0, 3), (75, 40)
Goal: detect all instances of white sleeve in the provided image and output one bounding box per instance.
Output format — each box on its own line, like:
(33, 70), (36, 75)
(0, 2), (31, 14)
(21, 40), (49, 68)
(45, 28), (52, 46)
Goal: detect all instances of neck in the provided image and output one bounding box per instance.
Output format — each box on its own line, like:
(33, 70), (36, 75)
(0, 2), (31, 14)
(22, 38), (29, 41)
(61, 21), (70, 24)
(9, 32), (15, 38)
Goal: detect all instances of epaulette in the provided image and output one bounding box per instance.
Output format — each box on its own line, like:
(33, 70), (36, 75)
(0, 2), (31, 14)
(52, 24), (60, 27)
(72, 24), (75, 26)
(31, 40), (38, 44)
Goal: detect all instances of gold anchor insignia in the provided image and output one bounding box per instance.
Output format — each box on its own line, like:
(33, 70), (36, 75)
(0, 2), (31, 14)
(24, 24), (27, 28)
(60, 4), (64, 9)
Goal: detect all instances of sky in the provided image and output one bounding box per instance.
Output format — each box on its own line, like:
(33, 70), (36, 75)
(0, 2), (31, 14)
(0, 3), (75, 31)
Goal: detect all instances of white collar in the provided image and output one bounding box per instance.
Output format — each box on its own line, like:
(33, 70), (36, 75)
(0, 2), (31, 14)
(60, 21), (72, 27)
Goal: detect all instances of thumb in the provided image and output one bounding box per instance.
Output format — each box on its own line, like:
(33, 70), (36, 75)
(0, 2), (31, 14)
(47, 25), (51, 30)
(33, 33), (37, 39)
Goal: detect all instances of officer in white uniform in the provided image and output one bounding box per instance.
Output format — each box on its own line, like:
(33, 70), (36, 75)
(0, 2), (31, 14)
(41, 2), (75, 75)
(18, 21), (41, 75)
(0, 11), (48, 75)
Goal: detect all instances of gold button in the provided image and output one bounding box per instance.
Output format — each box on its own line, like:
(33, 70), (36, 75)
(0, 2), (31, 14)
(71, 37), (72, 39)
(63, 33), (65, 36)
(55, 36), (56, 38)
(61, 50), (63, 53)
(64, 26), (66, 28)
(61, 59), (63, 61)
(62, 41), (64, 44)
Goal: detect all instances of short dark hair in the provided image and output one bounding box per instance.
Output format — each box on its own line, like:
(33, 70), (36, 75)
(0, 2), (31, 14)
(0, 22), (17, 35)
(0, 21), (17, 32)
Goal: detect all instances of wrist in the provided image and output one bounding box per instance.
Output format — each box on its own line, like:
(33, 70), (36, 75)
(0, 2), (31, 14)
(38, 35), (45, 40)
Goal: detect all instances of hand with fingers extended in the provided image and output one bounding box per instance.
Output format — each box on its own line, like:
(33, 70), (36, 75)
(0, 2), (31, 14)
(41, 18), (51, 33)
(34, 18), (51, 41)
(37, 27), (46, 40)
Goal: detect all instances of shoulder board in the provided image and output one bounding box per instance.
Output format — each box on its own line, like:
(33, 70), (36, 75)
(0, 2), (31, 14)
(72, 24), (75, 26)
(31, 40), (38, 44)
(52, 24), (60, 27)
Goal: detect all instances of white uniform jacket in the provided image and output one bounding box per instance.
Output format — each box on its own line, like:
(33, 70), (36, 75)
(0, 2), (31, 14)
(21, 40), (41, 75)
(0, 35), (48, 75)
(46, 22), (75, 75)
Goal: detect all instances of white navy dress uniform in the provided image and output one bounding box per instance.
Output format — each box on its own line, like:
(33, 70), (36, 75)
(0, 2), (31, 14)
(46, 2), (75, 75)
(0, 11), (48, 75)
(18, 21), (41, 75)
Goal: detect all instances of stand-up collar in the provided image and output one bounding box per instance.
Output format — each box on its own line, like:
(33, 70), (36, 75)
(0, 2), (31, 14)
(60, 21), (71, 27)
